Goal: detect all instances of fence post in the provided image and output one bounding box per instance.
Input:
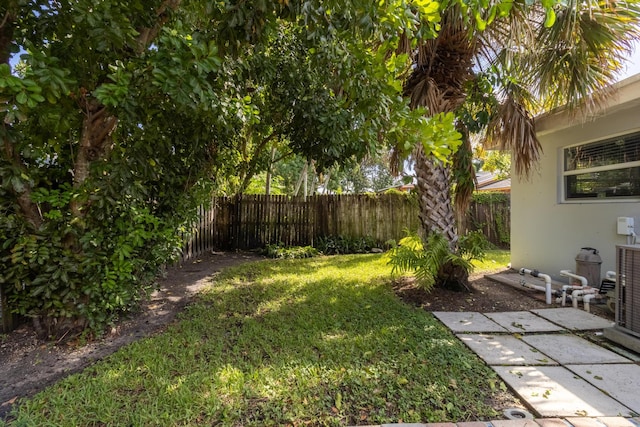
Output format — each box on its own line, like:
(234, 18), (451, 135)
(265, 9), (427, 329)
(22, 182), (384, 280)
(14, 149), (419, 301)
(180, 192), (509, 257)
(232, 194), (241, 250)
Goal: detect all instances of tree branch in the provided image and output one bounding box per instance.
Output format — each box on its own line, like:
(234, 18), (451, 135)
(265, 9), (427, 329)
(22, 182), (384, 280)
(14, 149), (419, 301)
(134, 0), (182, 53)
(0, 7), (16, 65)
(237, 131), (280, 193)
(1, 125), (43, 228)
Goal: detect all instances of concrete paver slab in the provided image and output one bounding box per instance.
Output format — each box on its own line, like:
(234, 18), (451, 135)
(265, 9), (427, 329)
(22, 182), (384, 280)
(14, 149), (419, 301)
(563, 418), (606, 427)
(485, 312), (566, 333)
(491, 421), (539, 427)
(456, 422), (489, 427)
(457, 334), (558, 366)
(521, 335), (630, 365)
(493, 366), (634, 417)
(530, 309), (614, 331)
(535, 418), (571, 427)
(432, 312), (507, 333)
(381, 424), (426, 427)
(565, 364), (640, 414)
(487, 272), (566, 292)
(596, 418), (638, 427)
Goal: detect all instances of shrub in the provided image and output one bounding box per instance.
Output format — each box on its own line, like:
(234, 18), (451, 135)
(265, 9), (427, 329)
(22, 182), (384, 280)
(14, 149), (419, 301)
(263, 244), (319, 259)
(315, 235), (379, 255)
(385, 229), (489, 292)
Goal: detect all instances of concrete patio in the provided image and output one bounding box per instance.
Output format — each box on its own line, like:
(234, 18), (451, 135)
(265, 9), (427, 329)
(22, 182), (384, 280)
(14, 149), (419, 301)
(360, 308), (640, 427)
(433, 308), (638, 418)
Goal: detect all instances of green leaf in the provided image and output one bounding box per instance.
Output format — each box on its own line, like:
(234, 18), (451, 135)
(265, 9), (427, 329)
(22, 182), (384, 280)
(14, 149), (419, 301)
(16, 91), (28, 105)
(475, 12), (487, 31)
(544, 8), (556, 27)
(334, 392), (342, 409)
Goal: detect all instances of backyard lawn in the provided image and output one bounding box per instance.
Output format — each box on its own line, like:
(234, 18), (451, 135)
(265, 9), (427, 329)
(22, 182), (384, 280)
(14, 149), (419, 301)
(5, 253), (509, 426)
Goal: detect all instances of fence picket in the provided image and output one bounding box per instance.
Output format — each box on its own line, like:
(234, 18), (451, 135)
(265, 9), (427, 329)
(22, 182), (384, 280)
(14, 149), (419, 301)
(180, 194), (509, 262)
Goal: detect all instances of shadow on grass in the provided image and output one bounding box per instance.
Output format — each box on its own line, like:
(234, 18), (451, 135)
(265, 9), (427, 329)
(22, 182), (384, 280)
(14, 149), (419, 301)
(10, 255), (502, 427)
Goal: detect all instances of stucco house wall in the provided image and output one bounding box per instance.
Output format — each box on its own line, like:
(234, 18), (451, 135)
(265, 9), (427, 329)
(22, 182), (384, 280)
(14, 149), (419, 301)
(510, 74), (640, 282)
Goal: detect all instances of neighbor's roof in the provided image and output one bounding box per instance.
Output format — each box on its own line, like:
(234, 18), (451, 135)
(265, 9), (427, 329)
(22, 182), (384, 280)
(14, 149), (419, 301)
(476, 171), (510, 192)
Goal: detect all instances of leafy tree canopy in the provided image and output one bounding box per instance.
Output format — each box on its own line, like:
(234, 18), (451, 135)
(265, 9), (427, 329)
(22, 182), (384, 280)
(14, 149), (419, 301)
(0, 0), (458, 336)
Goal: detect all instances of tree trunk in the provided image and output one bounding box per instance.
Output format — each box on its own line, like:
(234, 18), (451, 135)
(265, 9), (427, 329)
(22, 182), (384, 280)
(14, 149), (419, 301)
(413, 145), (470, 291)
(2, 133), (43, 229)
(402, 9), (476, 291)
(414, 145), (457, 247)
(265, 145), (276, 195)
(0, 8), (15, 65)
(70, 99), (118, 218)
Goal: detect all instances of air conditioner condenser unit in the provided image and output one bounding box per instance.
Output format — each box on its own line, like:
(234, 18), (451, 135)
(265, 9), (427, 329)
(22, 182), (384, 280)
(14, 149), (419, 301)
(603, 245), (640, 352)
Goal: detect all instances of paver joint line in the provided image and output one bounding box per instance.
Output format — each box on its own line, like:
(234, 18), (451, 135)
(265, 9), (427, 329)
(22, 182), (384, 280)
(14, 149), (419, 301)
(440, 310), (636, 418)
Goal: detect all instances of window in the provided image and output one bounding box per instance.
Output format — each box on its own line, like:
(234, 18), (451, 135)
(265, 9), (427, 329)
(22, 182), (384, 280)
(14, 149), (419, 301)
(563, 131), (640, 200)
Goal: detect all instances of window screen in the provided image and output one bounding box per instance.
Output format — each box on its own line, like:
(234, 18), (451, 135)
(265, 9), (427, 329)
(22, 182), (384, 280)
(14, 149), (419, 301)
(563, 132), (640, 200)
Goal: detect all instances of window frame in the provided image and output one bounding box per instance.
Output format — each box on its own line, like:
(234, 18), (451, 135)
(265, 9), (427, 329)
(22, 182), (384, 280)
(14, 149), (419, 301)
(560, 129), (640, 203)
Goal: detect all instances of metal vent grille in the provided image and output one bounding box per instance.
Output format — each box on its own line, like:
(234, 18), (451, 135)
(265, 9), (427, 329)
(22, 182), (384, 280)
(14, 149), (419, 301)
(617, 245), (640, 334)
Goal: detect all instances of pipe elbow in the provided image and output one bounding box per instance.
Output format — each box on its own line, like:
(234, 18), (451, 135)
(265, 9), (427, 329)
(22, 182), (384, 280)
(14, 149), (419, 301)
(560, 270), (588, 287)
(537, 273), (551, 283)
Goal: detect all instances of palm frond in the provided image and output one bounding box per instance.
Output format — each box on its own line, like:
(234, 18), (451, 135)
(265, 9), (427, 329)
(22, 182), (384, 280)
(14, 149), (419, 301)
(484, 92), (540, 177)
(531, 0), (640, 113)
(404, 6), (477, 114)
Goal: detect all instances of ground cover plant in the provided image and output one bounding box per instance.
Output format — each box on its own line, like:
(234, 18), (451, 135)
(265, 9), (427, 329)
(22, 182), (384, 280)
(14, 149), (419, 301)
(5, 254), (506, 426)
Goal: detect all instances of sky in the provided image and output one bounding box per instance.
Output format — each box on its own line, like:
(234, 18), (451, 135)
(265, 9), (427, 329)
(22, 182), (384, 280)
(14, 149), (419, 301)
(11, 42), (640, 80)
(618, 42), (640, 81)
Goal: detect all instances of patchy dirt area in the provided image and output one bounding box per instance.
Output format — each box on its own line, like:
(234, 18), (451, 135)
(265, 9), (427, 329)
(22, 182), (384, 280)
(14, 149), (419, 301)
(393, 272), (615, 320)
(0, 255), (615, 420)
(0, 251), (263, 420)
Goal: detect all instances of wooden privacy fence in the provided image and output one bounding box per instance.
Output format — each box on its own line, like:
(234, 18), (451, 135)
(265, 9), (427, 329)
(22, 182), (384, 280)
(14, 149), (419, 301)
(181, 193), (510, 262)
(181, 194), (421, 261)
(460, 195), (511, 248)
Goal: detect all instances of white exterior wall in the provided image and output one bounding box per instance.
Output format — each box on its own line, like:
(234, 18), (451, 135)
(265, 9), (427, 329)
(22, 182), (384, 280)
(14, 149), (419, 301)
(511, 75), (640, 282)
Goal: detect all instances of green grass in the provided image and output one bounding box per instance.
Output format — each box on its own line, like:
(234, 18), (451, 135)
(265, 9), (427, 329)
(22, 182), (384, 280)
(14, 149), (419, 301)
(472, 249), (510, 274)
(6, 255), (506, 426)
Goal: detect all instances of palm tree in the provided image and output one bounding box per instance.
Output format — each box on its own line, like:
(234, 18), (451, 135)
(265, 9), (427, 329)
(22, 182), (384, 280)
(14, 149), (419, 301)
(402, 0), (640, 290)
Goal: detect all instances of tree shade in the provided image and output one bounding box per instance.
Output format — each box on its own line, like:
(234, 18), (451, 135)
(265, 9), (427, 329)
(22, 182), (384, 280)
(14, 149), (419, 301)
(0, 1), (444, 336)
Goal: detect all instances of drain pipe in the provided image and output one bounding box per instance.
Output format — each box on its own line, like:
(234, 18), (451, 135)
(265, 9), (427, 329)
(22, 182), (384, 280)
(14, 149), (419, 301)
(559, 270), (588, 306)
(571, 288), (598, 312)
(583, 293), (596, 313)
(519, 268), (553, 305)
(560, 270), (588, 286)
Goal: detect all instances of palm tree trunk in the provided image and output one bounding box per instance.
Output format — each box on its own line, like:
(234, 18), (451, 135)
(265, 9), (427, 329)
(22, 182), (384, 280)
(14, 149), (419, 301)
(414, 146), (457, 249)
(404, 8), (476, 291)
(414, 145), (470, 291)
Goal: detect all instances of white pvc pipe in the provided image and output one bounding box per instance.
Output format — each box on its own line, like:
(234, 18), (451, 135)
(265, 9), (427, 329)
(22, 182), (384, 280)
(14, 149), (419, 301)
(583, 294), (596, 313)
(519, 268), (553, 305)
(561, 285), (573, 306)
(560, 270), (588, 287)
(562, 284), (594, 306)
(571, 290), (584, 309)
(571, 288), (597, 310)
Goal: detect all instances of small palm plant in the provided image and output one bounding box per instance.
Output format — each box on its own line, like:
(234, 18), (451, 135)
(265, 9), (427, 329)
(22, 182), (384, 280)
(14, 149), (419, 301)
(387, 229), (489, 292)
